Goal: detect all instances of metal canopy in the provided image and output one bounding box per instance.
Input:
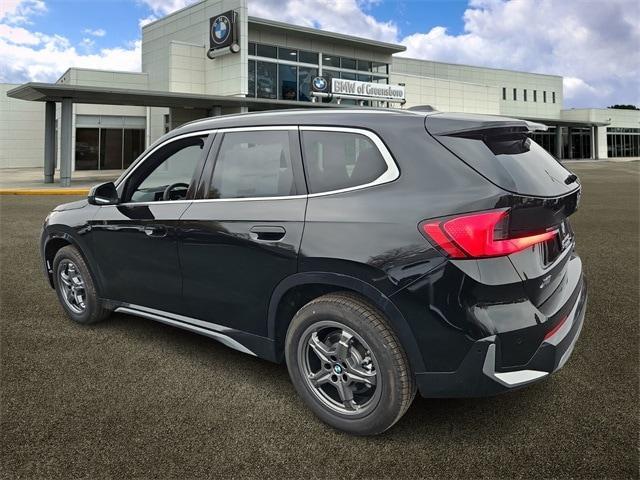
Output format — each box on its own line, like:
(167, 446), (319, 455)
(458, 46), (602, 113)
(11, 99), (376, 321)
(248, 16), (406, 55)
(6, 82), (344, 110)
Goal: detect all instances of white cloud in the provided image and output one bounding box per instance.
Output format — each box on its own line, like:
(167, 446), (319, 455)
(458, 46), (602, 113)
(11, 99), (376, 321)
(1, 0), (637, 108)
(0, 1), (139, 83)
(248, 0), (398, 43)
(397, 0), (640, 107)
(245, 0), (639, 107)
(138, 0), (198, 16)
(0, 35), (141, 83)
(138, 14), (157, 28)
(0, 23), (41, 45)
(83, 28), (106, 37)
(0, 0), (46, 24)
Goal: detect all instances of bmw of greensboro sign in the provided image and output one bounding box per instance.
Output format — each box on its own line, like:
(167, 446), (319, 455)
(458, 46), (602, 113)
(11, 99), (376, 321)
(331, 78), (405, 101)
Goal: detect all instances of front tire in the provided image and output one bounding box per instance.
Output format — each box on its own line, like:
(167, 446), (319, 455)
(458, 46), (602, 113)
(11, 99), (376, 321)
(52, 245), (110, 324)
(285, 292), (416, 435)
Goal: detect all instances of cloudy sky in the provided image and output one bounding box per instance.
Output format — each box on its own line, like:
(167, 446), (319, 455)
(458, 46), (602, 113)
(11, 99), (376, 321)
(1, 0), (638, 108)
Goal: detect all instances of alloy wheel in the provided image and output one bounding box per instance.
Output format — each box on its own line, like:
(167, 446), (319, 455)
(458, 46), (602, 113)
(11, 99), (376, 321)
(298, 320), (381, 416)
(58, 260), (87, 314)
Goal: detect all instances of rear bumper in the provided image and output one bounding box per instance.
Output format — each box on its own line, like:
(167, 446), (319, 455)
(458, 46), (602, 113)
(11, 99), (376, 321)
(416, 275), (587, 398)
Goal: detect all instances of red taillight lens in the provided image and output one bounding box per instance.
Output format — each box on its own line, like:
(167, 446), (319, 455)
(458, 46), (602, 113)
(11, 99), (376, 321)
(421, 208), (557, 259)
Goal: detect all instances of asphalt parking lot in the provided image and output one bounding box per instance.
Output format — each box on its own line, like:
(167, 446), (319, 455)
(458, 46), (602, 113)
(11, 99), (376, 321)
(1, 161), (638, 479)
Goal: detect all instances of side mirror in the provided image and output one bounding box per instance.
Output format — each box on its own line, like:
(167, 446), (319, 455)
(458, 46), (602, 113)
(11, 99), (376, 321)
(88, 182), (119, 206)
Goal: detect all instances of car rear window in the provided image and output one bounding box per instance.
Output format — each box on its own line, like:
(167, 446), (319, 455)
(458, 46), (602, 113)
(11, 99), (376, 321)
(435, 131), (578, 197)
(301, 130), (387, 194)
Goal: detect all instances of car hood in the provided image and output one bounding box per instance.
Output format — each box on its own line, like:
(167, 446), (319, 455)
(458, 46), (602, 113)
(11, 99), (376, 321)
(53, 199), (88, 212)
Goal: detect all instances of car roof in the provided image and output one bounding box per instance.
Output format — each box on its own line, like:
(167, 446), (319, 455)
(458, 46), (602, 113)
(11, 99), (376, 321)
(169, 108), (431, 136)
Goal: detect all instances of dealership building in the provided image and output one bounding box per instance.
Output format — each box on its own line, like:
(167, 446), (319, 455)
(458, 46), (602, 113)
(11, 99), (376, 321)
(2, 0), (639, 185)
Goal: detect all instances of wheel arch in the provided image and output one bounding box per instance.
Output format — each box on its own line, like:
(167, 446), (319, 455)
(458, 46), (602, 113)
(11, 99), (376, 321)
(42, 231), (101, 294)
(267, 272), (426, 372)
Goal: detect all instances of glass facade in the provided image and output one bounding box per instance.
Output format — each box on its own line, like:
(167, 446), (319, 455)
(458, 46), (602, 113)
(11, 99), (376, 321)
(247, 42), (390, 103)
(529, 126), (593, 160)
(75, 115), (145, 170)
(607, 127), (640, 158)
(529, 127), (557, 155)
(568, 127), (591, 159)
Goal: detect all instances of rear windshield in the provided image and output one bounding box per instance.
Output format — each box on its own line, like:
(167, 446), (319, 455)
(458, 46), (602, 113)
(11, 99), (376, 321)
(435, 132), (578, 197)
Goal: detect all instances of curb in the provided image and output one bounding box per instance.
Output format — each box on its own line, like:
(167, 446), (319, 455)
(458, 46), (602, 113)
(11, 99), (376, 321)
(0, 188), (89, 195)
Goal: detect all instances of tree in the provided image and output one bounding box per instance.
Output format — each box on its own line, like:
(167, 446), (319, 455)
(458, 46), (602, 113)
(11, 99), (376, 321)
(608, 104), (640, 110)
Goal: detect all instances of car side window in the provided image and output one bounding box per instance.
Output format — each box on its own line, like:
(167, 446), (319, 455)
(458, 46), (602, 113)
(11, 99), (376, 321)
(301, 130), (388, 194)
(209, 130), (296, 199)
(128, 136), (206, 203)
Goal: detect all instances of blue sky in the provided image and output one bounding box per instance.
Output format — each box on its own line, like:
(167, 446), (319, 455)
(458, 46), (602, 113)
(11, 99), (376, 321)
(1, 0), (638, 108)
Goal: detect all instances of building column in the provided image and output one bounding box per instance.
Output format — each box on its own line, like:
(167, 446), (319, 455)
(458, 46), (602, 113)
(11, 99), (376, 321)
(60, 98), (73, 187)
(590, 126), (597, 159)
(239, 106), (248, 113)
(44, 101), (56, 184)
(555, 126), (562, 159)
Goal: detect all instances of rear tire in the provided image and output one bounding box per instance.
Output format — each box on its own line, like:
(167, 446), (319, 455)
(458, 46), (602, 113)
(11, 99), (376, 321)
(285, 292), (416, 435)
(52, 245), (110, 324)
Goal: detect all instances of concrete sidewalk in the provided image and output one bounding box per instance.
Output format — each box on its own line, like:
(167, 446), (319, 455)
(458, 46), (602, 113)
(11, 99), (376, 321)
(0, 168), (121, 194)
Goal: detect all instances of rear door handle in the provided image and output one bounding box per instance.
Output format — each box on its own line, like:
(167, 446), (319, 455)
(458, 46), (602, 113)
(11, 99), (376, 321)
(250, 225), (286, 242)
(144, 225), (168, 238)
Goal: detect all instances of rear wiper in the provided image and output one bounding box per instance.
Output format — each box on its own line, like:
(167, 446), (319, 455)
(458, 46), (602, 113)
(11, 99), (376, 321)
(564, 174), (578, 185)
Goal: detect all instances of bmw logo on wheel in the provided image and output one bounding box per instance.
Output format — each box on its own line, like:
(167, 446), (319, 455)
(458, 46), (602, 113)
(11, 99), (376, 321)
(312, 76), (328, 92)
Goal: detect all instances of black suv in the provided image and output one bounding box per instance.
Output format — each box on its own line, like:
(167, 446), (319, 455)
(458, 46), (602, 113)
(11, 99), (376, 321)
(41, 109), (587, 435)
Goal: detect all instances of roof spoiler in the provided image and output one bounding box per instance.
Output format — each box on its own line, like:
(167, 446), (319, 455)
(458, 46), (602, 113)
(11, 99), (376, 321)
(426, 112), (548, 136)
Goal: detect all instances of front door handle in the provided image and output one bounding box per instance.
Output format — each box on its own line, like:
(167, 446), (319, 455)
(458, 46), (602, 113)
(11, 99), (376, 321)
(250, 225), (286, 242)
(144, 225), (168, 238)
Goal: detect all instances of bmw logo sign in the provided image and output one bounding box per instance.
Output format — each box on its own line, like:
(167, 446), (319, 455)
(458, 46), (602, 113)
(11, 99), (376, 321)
(211, 15), (231, 45)
(312, 76), (328, 92)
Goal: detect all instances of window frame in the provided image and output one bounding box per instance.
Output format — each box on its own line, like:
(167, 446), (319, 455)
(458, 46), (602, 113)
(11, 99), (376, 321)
(299, 126), (400, 197)
(116, 125), (401, 204)
(201, 126), (307, 201)
(115, 132), (214, 205)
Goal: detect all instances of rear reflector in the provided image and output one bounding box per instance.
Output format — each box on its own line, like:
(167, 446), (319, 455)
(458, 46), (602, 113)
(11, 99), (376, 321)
(544, 315), (569, 341)
(421, 208), (557, 259)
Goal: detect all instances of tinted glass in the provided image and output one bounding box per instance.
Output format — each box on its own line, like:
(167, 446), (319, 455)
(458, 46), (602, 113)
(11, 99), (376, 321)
(279, 64), (297, 100)
(256, 44), (277, 58)
(130, 137), (204, 203)
(75, 128), (99, 170)
(357, 59), (372, 72)
(341, 57), (356, 70)
(341, 71), (356, 80)
(210, 131), (295, 199)
(298, 66), (317, 101)
(371, 61), (388, 74)
(278, 47), (297, 60)
(247, 42), (256, 55)
(247, 60), (256, 97)
(256, 61), (277, 99)
(298, 50), (319, 64)
(437, 133), (577, 196)
(123, 129), (145, 168)
(322, 55), (340, 68)
(100, 128), (123, 169)
(301, 131), (387, 193)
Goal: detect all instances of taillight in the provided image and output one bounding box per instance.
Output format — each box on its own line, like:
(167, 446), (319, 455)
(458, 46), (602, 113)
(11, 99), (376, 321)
(421, 208), (557, 259)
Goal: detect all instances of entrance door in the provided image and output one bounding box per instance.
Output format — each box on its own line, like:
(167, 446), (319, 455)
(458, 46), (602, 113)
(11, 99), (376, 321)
(89, 133), (212, 313)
